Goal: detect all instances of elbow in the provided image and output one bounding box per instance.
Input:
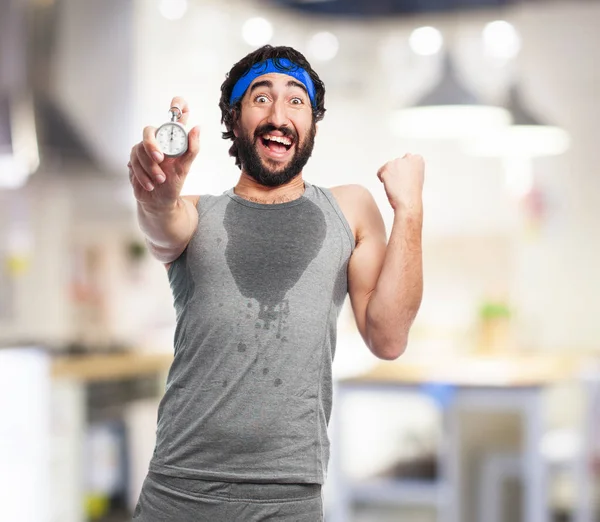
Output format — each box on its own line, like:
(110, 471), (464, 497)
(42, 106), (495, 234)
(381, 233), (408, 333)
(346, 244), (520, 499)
(375, 344), (407, 361)
(364, 304), (418, 360)
(145, 239), (187, 264)
(364, 316), (410, 361)
(370, 335), (408, 361)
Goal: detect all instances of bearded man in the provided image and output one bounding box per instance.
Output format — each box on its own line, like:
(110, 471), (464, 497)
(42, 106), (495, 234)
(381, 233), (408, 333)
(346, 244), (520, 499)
(128, 44), (424, 521)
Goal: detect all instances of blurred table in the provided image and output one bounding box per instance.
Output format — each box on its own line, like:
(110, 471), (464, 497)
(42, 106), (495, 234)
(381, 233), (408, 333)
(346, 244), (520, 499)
(50, 351), (172, 522)
(51, 351), (173, 381)
(329, 354), (591, 522)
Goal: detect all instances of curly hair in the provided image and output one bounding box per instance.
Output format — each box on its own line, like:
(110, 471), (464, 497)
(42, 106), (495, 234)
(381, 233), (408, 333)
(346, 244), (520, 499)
(219, 45), (326, 168)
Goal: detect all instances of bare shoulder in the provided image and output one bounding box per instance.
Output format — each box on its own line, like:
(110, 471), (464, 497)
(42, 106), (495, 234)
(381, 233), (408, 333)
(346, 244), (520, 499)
(330, 183), (367, 199)
(329, 184), (381, 242)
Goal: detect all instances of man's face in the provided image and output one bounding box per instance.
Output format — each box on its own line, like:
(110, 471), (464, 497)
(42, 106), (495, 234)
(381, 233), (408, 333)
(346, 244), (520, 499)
(234, 72), (316, 187)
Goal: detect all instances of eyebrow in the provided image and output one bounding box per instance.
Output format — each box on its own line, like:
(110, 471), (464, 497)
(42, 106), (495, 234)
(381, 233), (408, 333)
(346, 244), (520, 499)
(249, 79), (308, 97)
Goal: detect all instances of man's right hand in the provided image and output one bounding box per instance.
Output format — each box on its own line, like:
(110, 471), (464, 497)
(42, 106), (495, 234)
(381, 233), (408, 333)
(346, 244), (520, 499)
(128, 96), (200, 208)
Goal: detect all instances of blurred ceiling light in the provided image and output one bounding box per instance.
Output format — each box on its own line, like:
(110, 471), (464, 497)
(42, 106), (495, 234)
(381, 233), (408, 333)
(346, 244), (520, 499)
(466, 85), (570, 199)
(483, 20), (521, 60)
(242, 17), (274, 47)
(466, 84), (570, 157)
(390, 54), (511, 139)
(159, 0), (188, 21)
(307, 31), (339, 61)
(0, 156), (30, 190)
(0, 93), (39, 190)
(409, 26), (443, 56)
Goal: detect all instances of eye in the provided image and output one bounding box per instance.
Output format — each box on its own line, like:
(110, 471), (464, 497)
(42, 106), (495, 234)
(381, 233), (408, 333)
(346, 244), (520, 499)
(254, 95), (269, 103)
(290, 97), (304, 105)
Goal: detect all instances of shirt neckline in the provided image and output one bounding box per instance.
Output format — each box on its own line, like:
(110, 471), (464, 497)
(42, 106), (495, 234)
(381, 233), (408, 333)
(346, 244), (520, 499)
(225, 181), (312, 209)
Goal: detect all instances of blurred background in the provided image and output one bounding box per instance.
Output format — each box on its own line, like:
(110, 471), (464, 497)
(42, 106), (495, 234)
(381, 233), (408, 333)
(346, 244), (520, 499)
(1, 0), (599, 521)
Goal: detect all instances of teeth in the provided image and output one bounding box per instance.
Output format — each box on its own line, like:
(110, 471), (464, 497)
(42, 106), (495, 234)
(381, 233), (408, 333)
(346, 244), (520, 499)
(264, 135), (292, 146)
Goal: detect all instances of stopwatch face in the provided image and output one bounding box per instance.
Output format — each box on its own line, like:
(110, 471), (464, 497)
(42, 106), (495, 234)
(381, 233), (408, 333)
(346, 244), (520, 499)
(156, 123), (188, 157)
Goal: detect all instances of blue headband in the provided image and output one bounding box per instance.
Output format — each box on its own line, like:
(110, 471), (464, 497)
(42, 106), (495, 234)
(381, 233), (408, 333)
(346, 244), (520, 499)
(229, 58), (317, 108)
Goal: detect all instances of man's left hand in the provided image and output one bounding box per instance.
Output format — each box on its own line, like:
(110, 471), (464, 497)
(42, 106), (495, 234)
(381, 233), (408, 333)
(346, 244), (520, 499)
(377, 154), (425, 214)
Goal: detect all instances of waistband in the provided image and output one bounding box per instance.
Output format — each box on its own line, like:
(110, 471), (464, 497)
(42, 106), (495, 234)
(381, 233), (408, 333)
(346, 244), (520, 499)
(148, 471), (321, 502)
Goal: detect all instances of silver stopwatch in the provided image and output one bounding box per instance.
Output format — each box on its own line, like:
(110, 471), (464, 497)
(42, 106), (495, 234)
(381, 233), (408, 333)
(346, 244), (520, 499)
(155, 106), (188, 157)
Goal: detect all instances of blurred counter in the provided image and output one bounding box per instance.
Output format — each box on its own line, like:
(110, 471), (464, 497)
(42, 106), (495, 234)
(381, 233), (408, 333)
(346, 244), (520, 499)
(49, 351), (173, 522)
(341, 354), (594, 387)
(333, 353), (600, 522)
(51, 352), (173, 382)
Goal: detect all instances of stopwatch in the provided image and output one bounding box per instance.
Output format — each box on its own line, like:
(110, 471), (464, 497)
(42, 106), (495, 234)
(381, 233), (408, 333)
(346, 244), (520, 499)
(155, 106), (188, 157)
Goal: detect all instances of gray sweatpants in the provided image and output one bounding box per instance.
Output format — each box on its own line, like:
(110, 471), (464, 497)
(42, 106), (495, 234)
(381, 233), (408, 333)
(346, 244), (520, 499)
(133, 472), (324, 521)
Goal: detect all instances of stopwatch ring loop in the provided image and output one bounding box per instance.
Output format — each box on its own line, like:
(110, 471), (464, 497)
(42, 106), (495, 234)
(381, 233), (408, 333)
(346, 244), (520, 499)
(169, 106), (182, 121)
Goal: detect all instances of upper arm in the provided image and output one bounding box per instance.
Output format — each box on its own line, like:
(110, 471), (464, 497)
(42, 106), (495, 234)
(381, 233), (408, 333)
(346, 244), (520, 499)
(160, 194), (200, 271)
(346, 186), (387, 346)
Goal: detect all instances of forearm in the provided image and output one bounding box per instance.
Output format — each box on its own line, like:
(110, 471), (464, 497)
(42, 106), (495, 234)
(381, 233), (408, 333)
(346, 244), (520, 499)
(137, 197), (197, 262)
(366, 208), (423, 359)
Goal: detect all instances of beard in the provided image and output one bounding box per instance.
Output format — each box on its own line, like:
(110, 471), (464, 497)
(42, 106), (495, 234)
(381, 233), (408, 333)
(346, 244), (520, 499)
(236, 122), (316, 187)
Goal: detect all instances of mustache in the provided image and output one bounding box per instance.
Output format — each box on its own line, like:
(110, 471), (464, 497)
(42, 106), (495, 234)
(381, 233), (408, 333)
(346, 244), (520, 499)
(254, 124), (297, 142)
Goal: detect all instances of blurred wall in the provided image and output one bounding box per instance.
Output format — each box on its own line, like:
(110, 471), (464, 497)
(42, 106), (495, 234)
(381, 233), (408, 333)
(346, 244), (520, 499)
(50, 0), (136, 173)
(1, 0), (599, 353)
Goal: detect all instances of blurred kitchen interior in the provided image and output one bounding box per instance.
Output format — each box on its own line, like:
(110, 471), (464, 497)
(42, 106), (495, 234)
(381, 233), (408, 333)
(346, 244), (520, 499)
(1, 0), (599, 521)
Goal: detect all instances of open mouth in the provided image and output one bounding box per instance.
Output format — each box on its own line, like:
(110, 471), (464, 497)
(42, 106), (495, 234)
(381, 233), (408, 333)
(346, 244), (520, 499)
(259, 133), (295, 157)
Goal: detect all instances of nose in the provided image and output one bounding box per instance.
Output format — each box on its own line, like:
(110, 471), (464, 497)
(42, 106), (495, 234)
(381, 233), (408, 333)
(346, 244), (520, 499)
(266, 99), (289, 129)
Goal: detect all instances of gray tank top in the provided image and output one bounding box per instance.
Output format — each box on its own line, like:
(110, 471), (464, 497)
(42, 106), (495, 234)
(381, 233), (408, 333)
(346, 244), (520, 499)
(148, 180), (355, 485)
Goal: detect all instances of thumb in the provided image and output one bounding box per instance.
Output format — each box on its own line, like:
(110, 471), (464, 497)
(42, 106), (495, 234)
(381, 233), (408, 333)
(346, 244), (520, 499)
(182, 126), (201, 166)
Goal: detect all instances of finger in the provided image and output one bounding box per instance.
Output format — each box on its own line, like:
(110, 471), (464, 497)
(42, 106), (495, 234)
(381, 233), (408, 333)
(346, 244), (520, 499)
(136, 145), (166, 184)
(129, 168), (149, 202)
(130, 153), (155, 192)
(128, 163), (147, 189)
(128, 164), (143, 192)
(180, 126), (201, 167)
(170, 96), (190, 126)
(142, 126), (164, 164)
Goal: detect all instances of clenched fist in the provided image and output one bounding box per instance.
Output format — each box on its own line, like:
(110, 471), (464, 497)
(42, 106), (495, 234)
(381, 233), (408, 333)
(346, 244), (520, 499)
(128, 96), (200, 208)
(377, 153), (424, 214)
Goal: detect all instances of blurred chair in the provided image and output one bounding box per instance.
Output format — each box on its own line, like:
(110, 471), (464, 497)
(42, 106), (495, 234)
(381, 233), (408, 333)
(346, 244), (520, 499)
(478, 370), (600, 522)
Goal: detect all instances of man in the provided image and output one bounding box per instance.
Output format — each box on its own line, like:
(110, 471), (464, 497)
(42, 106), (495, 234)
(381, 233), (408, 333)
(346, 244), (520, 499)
(128, 45), (423, 521)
